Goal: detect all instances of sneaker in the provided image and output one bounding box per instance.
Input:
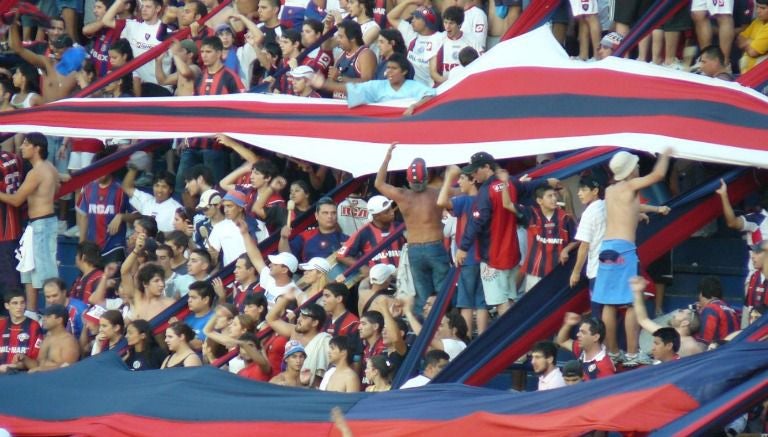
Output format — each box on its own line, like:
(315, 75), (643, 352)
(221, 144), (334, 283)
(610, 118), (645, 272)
(57, 220), (68, 235)
(608, 351), (625, 365)
(623, 352), (653, 367)
(64, 225), (80, 238)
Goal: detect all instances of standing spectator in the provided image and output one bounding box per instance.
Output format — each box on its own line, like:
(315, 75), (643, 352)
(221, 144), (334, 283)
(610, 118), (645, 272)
(569, 175), (605, 314)
(83, 0), (127, 77)
(438, 165), (488, 336)
(697, 276), (739, 344)
(300, 19), (333, 77)
(161, 322), (203, 368)
(296, 257), (330, 306)
(239, 220), (301, 305)
(737, 0), (768, 74)
(43, 278), (88, 339)
(561, 360), (584, 385)
(692, 0), (736, 70)
(256, 0), (284, 46)
(0, 289), (43, 373)
(375, 29), (411, 80)
(195, 189), (224, 251)
(0, 133), (59, 311)
(328, 20), (377, 99)
(358, 311), (386, 367)
(0, 150), (22, 296)
(123, 167), (182, 234)
(287, 66), (322, 97)
(207, 191), (248, 266)
(337, 191), (368, 237)
(404, 303), (468, 360)
(532, 340), (566, 391)
(430, 7), (472, 85)
(375, 145), (450, 315)
(358, 264), (398, 316)
(236, 332), (272, 381)
(388, 3), (443, 86)
(569, 0), (600, 60)
(716, 179), (768, 274)
(320, 336), (362, 392)
(24, 304), (79, 373)
(556, 312), (616, 381)
(10, 64), (42, 110)
(457, 0), (487, 52)
(69, 242), (105, 303)
(280, 197), (348, 262)
(323, 283), (359, 337)
(349, 0), (380, 54)
(132, 263), (175, 321)
(156, 39), (202, 97)
(125, 319), (167, 371)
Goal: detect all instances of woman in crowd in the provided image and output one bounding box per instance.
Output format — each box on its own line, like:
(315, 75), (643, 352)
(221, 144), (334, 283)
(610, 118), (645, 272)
(364, 355), (394, 392)
(125, 319), (167, 370)
(161, 322), (202, 368)
(91, 310), (129, 357)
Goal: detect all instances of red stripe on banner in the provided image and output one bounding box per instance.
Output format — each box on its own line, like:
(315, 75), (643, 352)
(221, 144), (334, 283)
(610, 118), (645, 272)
(527, 147), (617, 178)
(737, 58), (768, 89)
(465, 289), (590, 386)
(500, 0), (561, 42)
(1, 414), (332, 437)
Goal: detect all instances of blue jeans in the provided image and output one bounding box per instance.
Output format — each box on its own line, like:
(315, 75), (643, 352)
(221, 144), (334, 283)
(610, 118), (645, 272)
(175, 148), (231, 194)
(407, 241), (450, 315)
(20, 216), (58, 291)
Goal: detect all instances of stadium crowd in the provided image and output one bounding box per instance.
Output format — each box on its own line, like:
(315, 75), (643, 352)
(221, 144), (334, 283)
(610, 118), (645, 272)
(0, 0), (766, 431)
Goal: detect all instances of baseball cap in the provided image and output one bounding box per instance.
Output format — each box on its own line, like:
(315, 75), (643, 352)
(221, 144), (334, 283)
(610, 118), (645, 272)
(283, 341), (306, 360)
(369, 263), (396, 285)
(412, 7), (439, 32)
(288, 65), (315, 79)
(197, 189), (222, 209)
(222, 190), (248, 208)
(600, 32), (624, 50)
(267, 252), (299, 273)
(609, 151), (639, 181)
(561, 360), (583, 378)
(215, 23), (234, 35)
(180, 39), (198, 56)
(461, 152), (496, 174)
(367, 195), (392, 215)
(43, 304), (69, 322)
(299, 257), (331, 273)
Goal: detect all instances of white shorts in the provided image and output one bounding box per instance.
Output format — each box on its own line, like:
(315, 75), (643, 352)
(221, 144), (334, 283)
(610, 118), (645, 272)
(691, 0), (733, 15)
(480, 263), (519, 306)
(68, 151), (96, 171)
(570, 0), (599, 16)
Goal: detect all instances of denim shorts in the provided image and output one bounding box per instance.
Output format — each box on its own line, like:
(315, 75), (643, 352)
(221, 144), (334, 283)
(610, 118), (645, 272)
(20, 215), (58, 289)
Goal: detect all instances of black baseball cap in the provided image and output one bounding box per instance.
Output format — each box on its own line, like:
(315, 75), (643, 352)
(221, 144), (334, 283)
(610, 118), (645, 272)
(562, 360), (583, 378)
(43, 304), (68, 321)
(461, 152), (495, 174)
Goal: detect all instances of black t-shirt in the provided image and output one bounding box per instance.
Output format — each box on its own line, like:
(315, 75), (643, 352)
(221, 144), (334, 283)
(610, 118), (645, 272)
(126, 346), (167, 371)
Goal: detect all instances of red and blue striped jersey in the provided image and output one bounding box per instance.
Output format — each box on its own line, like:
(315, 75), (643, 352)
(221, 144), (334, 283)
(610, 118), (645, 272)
(0, 151), (22, 242)
(451, 195), (481, 266)
(745, 271), (766, 307)
(337, 222), (404, 267)
(87, 19), (125, 77)
(521, 206), (575, 277)
(699, 299), (740, 344)
(289, 228), (348, 262)
(0, 318), (43, 364)
(77, 181), (129, 255)
(69, 269), (105, 303)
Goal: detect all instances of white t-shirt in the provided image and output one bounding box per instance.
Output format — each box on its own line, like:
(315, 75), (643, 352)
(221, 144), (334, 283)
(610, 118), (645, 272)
(260, 266), (300, 307)
(398, 21), (443, 87)
(574, 199), (606, 279)
(359, 19), (381, 58)
(538, 367), (566, 391)
(207, 219), (246, 266)
(319, 366), (336, 391)
(128, 190), (182, 233)
(400, 374), (431, 389)
(460, 6), (487, 52)
(441, 338), (467, 361)
(439, 33), (472, 77)
(120, 19), (171, 85)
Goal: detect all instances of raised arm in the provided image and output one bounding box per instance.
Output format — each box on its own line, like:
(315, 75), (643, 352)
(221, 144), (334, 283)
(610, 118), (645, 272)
(219, 162), (252, 192)
(387, 0), (418, 28)
(716, 179), (743, 230)
(237, 219), (267, 272)
(630, 276), (662, 334)
(437, 165), (461, 210)
(122, 167), (138, 197)
(265, 295), (298, 339)
(373, 143), (407, 203)
(496, 169), (519, 214)
(102, 0), (125, 28)
(8, 21), (49, 69)
(373, 298), (406, 355)
(90, 264), (118, 305)
(202, 312), (239, 348)
(628, 148), (672, 191)
(217, 134), (260, 164)
(238, 338), (271, 373)
(556, 312), (581, 352)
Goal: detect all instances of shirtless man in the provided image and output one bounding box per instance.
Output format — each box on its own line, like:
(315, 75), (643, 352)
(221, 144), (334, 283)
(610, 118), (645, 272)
(630, 276), (705, 357)
(375, 143), (450, 315)
(25, 304), (80, 373)
(156, 39), (201, 96)
(270, 343), (307, 387)
(321, 336), (362, 392)
(133, 263), (175, 321)
(0, 133), (60, 311)
(592, 149), (671, 365)
(8, 18), (83, 103)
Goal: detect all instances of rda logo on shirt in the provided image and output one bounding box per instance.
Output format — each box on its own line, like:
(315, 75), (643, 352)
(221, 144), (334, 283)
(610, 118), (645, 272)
(144, 33), (151, 41)
(17, 332), (29, 342)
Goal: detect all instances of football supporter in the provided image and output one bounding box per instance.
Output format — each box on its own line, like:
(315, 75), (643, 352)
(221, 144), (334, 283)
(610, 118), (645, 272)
(358, 263), (397, 316)
(195, 189), (224, 251)
(0, 289), (43, 373)
(717, 178), (768, 274)
(207, 191), (248, 266)
(364, 355), (394, 392)
(43, 278), (88, 339)
(400, 349), (450, 388)
(296, 257), (330, 305)
(91, 309), (129, 357)
(698, 45), (734, 81)
(556, 312), (616, 381)
(125, 319), (167, 371)
(24, 304), (79, 373)
(123, 167), (182, 234)
(270, 343), (307, 386)
(337, 195), (404, 279)
(326, 20), (377, 99)
(737, 0), (768, 74)
(83, 0), (127, 77)
(255, 0), (284, 46)
(375, 29), (412, 80)
(375, 144), (449, 315)
(358, 311), (386, 369)
(389, 2), (443, 86)
(429, 7), (472, 85)
(561, 360), (583, 385)
(288, 180), (313, 216)
(239, 219), (301, 305)
(156, 39), (202, 97)
(132, 263), (175, 321)
(0, 133), (59, 311)
(161, 322), (203, 368)
(404, 302), (468, 361)
(266, 297), (332, 388)
(692, 0), (736, 68)
(744, 240), (768, 326)
(696, 275), (739, 344)
(370, 298), (408, 374)
(300, 19), (333, 77)
(183, 165), (216, 213)
(532, 340), (566, 391)
(569, 175), (605, 314)
(596, 32), (623, 60)
(569, 0), (600, 60)
(165, 232), (190, 275)
(280, 196), (348, 262)
(10, 63), (42, 110)
(229, 254), (261, 312)
(0, 150), (22, 295)
(453, 0), (487, 52)
(236, 332), (272, 381)
(323, 283), (360, 337)
(501, 181), (577, 293)
(185, 281), (216, 347)
(349, 0), (380, 51)
(650, 327), (680, 364)
(320, 336), (361, 392)
(70, 242), (104, 303)
(287, 66), (322, 97)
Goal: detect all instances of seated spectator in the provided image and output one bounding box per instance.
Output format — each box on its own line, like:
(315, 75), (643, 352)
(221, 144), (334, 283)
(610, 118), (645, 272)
(161, 322), (203, 368)
(364, 355), (394, 392)
(399, 349), (450, 389)
(323, 283), (359, 337)
(185, 281), (216, 348)
(403, 302), (468, 360)
(280, 196), (348, 263)
(358, 263), (397, 316)
(270, 343), (307, 387)
(531, 340), (566, 391)
(125, 319), (167, 371)
(337, 195), (403, 280)
(92, 309), (129, 358)
(630, 276), (705, 357)
(236, 332), (272, 381)
(220, 160), (284, 239)
(24, 304), (79, 373)
(43, 278), (88, 339)
(697, 276), (739, 344)
(320, 336), (362, 392)
(123, 167), (182, 234)
(69, 241), (105, 303)
(266, 296), (331, 387)
(239, 220), (301, 306)
(132, 263), (175, 321)
(651, 327), (681, 364)
(296, 257), (330, 306)
(737, 0), (768, 74)
(556, 313), (615, 381)
(561, 360), (583, 385)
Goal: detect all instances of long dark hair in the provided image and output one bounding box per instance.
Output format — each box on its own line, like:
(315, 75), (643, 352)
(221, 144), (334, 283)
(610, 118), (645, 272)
(128, 319), (161, 353)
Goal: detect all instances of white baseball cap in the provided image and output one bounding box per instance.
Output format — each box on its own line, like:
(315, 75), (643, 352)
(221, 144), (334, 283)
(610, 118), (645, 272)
(367, 195), (392, 215)
(299, 257), (331, 273)
(370, 263), (396, 285)
(288, 65), (315, 79)
(197, 189), (222, 209)
(267, 252), (299, 273)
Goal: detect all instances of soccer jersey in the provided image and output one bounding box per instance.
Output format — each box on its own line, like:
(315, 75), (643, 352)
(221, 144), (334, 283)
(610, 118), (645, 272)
(0, 151), (22, 242)
(69, 269), (105, 303)
(77, 181), (130, 255)
(279, 0), (310, 29)
(324, 311), (359, 336)
(399, 21), (443, 87)
(337, 222), (404, 267)
(745, 271), (767, 307)
(194, 66), (245, 96)
(290, 229), (348, 262)
(303, 47), (333, 76)
(572, 341), (615, 381)
(88, 20), (125, 77)
(461, 5), (487, 52)
(233, 282), (262, 313)
(699, 299), (740, 343)
(337, 197), (368, 236)
(451, 195), (480, 266)
(435, 33), (472, 77)
(0, 318), (43, 364)
(521, 206), (575, 277)
(66, 298), (88, 338)
(120, 19), (171, 85)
